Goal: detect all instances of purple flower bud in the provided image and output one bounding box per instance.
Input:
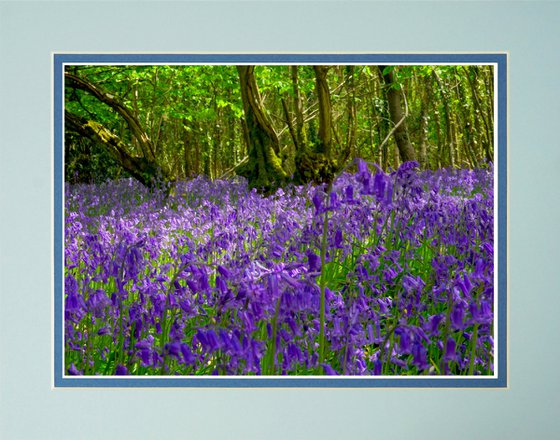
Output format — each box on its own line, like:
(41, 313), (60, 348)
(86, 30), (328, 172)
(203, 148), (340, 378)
(115, 365), (128, 375)
(217, 265), (230, 279)
(67, 363), (81, 376)
(307, 252), (321, 272)
(451, 302), (466, 330)
(321, 363), (338, 375)
(334, 229), (343, 248)
(345, 185), (354, 203)
(443, 337), (459, 362)
(312, 192), (323, 214)
(373, 359), (382, 375)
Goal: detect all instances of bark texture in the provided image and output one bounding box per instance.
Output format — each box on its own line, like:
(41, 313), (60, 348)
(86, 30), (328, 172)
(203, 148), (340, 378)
(65, 72), (166, 186)
(65, 111), (161, 187)
(236, 66), (286, 192)
(378, 66), (417, 163)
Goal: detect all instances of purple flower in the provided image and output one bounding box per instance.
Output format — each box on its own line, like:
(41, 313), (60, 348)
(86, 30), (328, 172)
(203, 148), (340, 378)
(451, 302), (466, 330)
(344, 185), (355, 203)
(321, 363), (338, 375)
(307, 252), (321, 272)
(396, 327), (412, 354)
(67, 363), (81, 376)
(443, 337), (459, 362)
(217, 265), (230, 279)
(427, 314), (443, 336)
(334, 229), (343, 248)
(180, 343), (196, 366)
(64, 164), (494, 376)
(312, 191), (323, 214)
(411, 341), (429, 371)
(86, 290), (111, 318)
(115, 365), (128, 375)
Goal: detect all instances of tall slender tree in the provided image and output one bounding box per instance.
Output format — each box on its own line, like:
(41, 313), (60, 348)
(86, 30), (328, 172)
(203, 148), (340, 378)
(378, 66), (417, 163)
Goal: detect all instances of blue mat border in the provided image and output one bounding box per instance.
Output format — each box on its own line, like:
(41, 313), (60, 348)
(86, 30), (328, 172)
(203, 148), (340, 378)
(53, 53), (507, 388)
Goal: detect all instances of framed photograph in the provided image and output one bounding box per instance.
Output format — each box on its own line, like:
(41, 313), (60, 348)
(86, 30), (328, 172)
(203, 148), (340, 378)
(5, 1), (560, 439)
(53, 53), (507, 388)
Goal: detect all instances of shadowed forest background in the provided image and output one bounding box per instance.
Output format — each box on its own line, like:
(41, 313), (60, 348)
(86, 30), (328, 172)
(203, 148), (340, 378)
(64, 64), (494, 189)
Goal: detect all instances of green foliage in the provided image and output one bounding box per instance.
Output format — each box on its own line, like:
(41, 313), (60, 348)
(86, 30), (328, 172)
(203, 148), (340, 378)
(65, 64), (494, 186)
(65, 132), (128, 183)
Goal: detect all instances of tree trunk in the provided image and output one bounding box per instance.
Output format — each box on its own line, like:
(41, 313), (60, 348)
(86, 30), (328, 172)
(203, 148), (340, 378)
(291, 66), (307, 151)
(65, 72), (166, 185)
(344, 66), (357, 159)
(418, 77), (431, 168)
(378, 66), (417, 163)
(236, 66), (286, 192)
(433, 70), (455, 167)
(65, 111), (161, 187)
(293, 66), (338, 184)
(464, 66), (493, 163)
(313, 66), (333, 156)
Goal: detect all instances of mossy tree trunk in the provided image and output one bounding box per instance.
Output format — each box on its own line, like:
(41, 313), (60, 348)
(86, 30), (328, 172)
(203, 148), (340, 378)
(291, 66), (307, 151)
(65, 111), (162, 187)
(294, 66), (338, 184)
(65, 72), (167, 186)
(313, 66), (333, 156)
(236, 66), (286, 192)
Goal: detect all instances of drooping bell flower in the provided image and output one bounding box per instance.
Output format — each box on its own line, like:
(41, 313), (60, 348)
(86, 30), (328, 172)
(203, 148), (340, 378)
(307, 251), (321, 272)
(115, 365), (128, 375)
(457, 273), (473, 297)
(268, 273), (279, 297)
(326, 190), (337, 210)
(67, 363), (81, 376)
(97, 326), (111, 336)
(426, 314), (443, 336)
(180, 343), (196, 366)
(217, 265), (230, 279)
(411, 341), (429, 370)
(334, 229), (343, 248)
(321, 363), (338, 375)
(165, 341), (181, 358)
(443, 337), (459, 362)
(396, 327), (412, 355)
(215, 275), (228, 294)
(356, 158), (373, 195)
(345, 185), (355, 203)
(312, 191), (323, 214)
(373, 168), (393, 207)
(451, 302), (466, 330)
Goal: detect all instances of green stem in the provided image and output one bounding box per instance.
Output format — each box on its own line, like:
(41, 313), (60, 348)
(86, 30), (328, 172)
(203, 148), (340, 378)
(318, 184), (332, 371)
(439, 288), (454, 375)
(469, 324), (479, 375)
(265, 295), (282, 375)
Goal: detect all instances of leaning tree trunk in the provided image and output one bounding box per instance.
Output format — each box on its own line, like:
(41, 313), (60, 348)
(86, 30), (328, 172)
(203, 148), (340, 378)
(65, 72), (167, 186)
(65, 111), (161, 187)
(236, 66), (286, 192)
(378, 66), (417, 163)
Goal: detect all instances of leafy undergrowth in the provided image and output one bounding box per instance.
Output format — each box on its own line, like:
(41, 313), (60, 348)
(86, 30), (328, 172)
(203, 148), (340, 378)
(64, 161), (494, 376)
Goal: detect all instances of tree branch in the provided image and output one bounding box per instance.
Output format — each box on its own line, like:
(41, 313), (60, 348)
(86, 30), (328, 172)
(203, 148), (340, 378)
(65, 72), (156, 162)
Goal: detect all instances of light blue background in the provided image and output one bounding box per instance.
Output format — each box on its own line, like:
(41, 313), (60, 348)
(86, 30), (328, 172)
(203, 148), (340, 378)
(1, 1), (559, 439)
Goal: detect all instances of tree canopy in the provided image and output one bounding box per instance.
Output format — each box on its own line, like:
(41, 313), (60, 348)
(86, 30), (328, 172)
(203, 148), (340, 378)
(64, 64), (494, 190)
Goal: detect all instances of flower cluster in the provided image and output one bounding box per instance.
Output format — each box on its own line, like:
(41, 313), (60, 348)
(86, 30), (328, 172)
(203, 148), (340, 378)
(64, 162), (494, 376)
